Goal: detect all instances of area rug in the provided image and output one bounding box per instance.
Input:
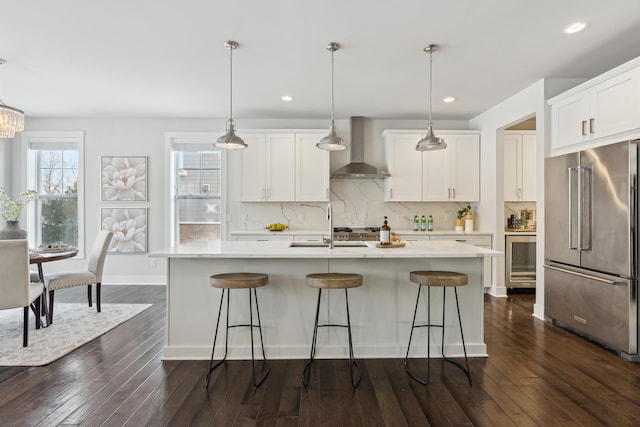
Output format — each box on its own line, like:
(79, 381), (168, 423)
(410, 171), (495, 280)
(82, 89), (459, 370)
(0, 303), (152, 366)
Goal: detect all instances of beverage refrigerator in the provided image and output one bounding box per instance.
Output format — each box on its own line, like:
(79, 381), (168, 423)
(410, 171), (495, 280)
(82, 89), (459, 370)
(544, 140), (639, 360)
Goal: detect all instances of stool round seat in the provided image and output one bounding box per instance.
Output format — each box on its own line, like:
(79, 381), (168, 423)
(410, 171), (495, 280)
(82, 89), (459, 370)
(210, 273), (268, 289)
(409, 271), (468, 287)
(306, 273), (363, 289)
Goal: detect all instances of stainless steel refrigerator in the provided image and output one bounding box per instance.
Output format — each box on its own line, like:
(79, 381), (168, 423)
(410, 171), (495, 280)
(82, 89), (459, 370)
(544, 140), (639, 360)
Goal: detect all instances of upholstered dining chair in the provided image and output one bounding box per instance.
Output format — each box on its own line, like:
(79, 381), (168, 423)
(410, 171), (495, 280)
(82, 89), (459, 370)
(44, 230), (113, 324)
(0, 239), (44, 347)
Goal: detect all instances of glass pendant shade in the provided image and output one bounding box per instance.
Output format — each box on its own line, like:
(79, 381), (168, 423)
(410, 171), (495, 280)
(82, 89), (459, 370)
(416, 44), (446, 152)
(0, 103), (25, 138)
(214, 40), (247, 150)
(215, 119), (247, 150)
(416, 124), (447, 151)
(317, 42), (346, 151)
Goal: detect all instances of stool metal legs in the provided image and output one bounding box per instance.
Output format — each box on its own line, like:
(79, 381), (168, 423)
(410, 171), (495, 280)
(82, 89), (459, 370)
(205, 288), (270, 389)
(405, 285), (471, 385)
(302, 288), (361, 388)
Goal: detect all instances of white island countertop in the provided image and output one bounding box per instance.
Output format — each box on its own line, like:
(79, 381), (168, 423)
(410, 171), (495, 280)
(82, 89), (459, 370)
(149, 240), (502, 259)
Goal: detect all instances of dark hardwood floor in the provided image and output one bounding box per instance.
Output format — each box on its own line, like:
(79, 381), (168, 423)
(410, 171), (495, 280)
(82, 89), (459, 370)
(1, 285), (640, 426)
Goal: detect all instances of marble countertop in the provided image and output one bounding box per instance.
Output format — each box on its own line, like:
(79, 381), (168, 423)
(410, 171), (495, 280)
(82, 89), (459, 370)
(149, 240), (503, 259)
(504, 231), (537, 236)
(229, 229), (493, 236)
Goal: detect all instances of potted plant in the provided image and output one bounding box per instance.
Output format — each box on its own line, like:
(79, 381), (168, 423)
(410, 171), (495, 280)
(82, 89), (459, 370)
(0, 187), (38, 239)
(456, 205), (472, 233)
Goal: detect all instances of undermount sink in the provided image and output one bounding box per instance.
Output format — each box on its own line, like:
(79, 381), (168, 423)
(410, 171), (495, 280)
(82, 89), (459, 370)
(289, 241), (369, 248)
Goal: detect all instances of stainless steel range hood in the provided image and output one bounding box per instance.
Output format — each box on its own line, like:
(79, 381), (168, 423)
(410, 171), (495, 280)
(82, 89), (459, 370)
(330, 117), (390, 179)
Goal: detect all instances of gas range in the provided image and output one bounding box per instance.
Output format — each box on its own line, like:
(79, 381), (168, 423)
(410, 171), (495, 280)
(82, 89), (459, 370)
(333, 227), (381, 241)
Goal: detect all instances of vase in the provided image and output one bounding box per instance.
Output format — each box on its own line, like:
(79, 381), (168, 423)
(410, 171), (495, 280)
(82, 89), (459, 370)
(0, 220), (27, 240)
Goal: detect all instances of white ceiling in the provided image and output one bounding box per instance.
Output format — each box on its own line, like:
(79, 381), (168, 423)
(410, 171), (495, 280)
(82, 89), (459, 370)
(3, 0), (640, 121)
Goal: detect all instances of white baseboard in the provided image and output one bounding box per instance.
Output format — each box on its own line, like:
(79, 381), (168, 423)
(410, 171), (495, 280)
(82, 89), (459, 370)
(161, 342), (488, 361)
(102, 275), (166, 285)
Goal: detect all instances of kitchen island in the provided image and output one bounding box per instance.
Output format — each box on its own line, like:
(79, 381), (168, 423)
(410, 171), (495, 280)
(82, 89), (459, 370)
(149, 240), (502, 360)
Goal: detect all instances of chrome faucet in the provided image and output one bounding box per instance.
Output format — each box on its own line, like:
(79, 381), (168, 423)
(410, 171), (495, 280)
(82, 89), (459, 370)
(323, 202), (334, 248)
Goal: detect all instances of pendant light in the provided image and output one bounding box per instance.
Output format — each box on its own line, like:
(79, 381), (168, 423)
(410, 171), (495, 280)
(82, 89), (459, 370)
(0, 59), (25, 139)
(416, 44), (447, 151)
(215, 40), (247, 150)
(316, 42), (346, 151)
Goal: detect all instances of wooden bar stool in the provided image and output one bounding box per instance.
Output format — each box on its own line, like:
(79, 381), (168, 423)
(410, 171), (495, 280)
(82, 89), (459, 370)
(405, 270), (471, 385)
(302, 272), (363, 388)
(205, 272), (270, 389)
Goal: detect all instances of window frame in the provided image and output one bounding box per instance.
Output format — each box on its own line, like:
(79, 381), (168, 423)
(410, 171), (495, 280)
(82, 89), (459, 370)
(164, 132), (227, 247)
(21, 131), (85, 257)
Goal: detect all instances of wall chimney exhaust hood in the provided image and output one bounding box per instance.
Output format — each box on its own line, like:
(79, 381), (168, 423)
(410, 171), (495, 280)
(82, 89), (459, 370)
(330, 117), (390, 179)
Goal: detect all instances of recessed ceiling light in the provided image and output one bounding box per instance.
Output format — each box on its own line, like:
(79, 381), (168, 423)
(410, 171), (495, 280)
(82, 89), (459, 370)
(281, 95), (294, 101)
(563, 22), (587, 34)
(443, 96), (456, 103)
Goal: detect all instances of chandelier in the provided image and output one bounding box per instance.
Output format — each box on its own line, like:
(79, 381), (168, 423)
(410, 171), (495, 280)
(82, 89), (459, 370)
(0, 59), (24, 139)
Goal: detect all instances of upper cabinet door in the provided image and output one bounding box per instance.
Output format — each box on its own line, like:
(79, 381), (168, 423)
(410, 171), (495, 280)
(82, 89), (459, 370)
(448, 133), (480, 202)
(520, 134), (537, 201)
(264, 134), (295, 201)
(503, 134), (520, 201)
(591, 69), (640, 139)
(296, 134), (329, 202)
(551, 92), (591, 151)
(383, 133), (423, 201)
(503, 132), (537, 202)
(240, 134), (268, 201)
(421, 147), (449, 201)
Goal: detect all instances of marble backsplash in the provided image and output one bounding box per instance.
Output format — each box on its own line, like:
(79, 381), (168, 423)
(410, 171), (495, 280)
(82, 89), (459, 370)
(228, 179), (479, 234)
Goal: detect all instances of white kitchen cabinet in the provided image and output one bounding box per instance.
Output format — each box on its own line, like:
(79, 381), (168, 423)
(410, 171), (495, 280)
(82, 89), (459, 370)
(240, 134), (295, 202)
(295, 134), (330, 202)
(239, 132), (329, 202)
(383, 130), (480, 202)
(382, 133), (423, 201)
(504, 131), (537, 201)
(550, 65), (640, 152)
(424, 133), (480, 201)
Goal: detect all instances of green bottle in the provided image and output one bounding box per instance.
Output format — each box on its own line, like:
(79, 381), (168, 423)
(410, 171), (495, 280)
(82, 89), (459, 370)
(413, 215), (419, 231)
(420, 215), (427, 231)
(427, 214), (434, 231)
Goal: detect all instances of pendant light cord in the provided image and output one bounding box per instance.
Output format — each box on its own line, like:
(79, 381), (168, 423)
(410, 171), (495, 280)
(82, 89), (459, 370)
(330, 48), (335, 125)
(428, 48), (433, 126)
(229, 45), (234, 122)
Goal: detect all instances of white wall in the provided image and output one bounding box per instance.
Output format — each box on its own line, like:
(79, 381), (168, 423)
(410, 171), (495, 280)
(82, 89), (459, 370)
(469, 78), (585, 319)
(9, 116), (469, 285)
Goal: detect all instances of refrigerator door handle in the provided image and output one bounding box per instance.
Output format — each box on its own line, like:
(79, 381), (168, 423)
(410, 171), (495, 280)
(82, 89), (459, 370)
(544, 264), (625, 286)
(581, 166), (593, 252)
(568, 167), (578, 250)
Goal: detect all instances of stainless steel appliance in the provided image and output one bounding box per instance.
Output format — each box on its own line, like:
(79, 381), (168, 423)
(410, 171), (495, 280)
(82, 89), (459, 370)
(505, 234), (536, 288)
(544, 140), (639, 360)
(333, 227), (380, 241)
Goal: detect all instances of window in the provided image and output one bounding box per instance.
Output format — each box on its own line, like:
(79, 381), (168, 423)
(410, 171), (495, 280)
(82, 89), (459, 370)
(22, 132), (85, 254)
(166, 132), (225, 246)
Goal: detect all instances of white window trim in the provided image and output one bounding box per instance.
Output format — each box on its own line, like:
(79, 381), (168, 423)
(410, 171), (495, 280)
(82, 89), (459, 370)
(21, 131), (85, 257)
(164, 132), (226, 247)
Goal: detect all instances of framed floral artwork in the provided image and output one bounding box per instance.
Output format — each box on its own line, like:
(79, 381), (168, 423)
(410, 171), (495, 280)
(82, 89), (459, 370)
(101, 207), (147, 253)
(101, 156), (147, 201)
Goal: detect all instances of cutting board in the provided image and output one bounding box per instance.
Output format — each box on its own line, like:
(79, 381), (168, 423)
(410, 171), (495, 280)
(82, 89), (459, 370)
(376, 242), (406, 248)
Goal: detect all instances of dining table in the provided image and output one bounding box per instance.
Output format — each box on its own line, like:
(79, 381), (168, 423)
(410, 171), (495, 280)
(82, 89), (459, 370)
(29, 248), (78, 327)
